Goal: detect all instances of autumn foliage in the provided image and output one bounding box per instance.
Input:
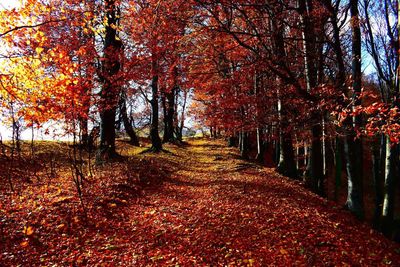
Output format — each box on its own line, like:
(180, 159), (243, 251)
(0, 0), (400, 265)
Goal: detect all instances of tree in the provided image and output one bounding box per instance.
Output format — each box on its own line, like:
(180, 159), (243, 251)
(0, 0), (97, 141)
(97, 0), (123, 160)
(118, 89), (140, 146)
(362, 0), (399, 231)
(343, 0), (364, 219)
(298, 0), (325, 194)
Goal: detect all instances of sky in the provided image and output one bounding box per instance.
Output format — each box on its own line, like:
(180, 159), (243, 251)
(0, 1), (21, 140)
(0, 0), (20, 10)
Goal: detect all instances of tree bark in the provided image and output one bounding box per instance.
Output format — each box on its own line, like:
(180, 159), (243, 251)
(119, 91), (139, 146)
(238, 131), (249, 159)
(308, 123), (324, 195)
(344, 0), (364, 220)
(372, 135), (385, 228)
(176, 88), (188, 141)
(382, 140), (399, 234)
(228, 135), (238, 147)
(78, 63), (91, 149)
(334, 136), (343, 202)
(299, 0), (324, 195)
(163, 86), (177, 143)
(150, 69), (162, 152)
(97, 0), (121, 161)
(272, 17), (298, 179)
(277, 129), (298, 179)
(79, 116), (89, 148)
(344, 134), (364, 219)
(256, 127), (265, 163)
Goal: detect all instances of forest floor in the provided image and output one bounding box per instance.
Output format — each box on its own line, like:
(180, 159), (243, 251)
(1, 138), (400, 266)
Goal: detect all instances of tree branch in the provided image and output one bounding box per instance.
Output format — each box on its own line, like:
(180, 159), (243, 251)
(0, 20), (65, 38)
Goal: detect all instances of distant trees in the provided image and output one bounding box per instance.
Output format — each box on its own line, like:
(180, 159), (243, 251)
(0, 0), (192, 152)
(189, 0), (399, 238)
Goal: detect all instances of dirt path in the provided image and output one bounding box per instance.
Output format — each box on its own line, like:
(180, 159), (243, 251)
(1, 139), (400, 266)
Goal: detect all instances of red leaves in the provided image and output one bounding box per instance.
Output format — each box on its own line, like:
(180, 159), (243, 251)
(360, 103), (400, 143)
(1, 134), (400, 265)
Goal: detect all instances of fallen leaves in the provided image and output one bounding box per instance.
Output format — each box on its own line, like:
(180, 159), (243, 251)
(20, 241), (29, 248)
(1, 139), (400, 266)
(24, 225), (34, 236)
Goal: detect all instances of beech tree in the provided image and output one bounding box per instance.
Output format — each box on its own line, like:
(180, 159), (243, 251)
(362, 0), (399, 232)
(342, 0), (364, 220)
(97, 0), (123, 160)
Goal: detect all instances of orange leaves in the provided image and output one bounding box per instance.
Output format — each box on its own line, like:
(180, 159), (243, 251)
(361, 102), (400, 143)
(24, 225), (34, 236)
(108, 203), (117, 208)
(0, 0), (100, 127)
(279, 248), (289, 255)
(56, 223), (65, 230)
(20, 240), (29, 248)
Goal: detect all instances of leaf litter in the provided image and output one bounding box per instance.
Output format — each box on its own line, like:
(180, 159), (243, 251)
(1, 139), (399, 266)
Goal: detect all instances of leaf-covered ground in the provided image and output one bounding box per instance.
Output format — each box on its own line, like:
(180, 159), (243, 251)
(1, 139), (400, 266)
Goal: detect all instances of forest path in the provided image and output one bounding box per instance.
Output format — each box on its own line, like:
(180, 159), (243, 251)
(2, 139), (400, 266)
(116, 139), (400, 266)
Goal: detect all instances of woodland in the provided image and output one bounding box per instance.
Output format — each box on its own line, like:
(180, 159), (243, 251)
(0, 0), (400, 266)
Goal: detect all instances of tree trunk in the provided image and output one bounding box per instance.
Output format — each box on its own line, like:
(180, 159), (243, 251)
(150, 71), (162, 152)
(307, 123), (324, 195)
(164, 66), (179, 143)
(299, 0), (324, 195)
(78, 79), (90, 149)
(381, 140), (399, 234)
(344, 0), (364, 220)
(276, 79), (297, 178)
(277, 129), (298, 179)
(97, 0), (121, 161)
(119, 91), (139, 146)
(163, 86), (176, 143)
(240, 131), (249, 160)
(372, 135), (385, 228)
(298, 0), (317, 92)
(334, 136), (343, 202)
(79, 116), (89, 148)
(303, 142), (308, 173)
(256, 127), (265, 163)
(228, 135), (237, 147)
(297, 144), (305, 172)
(176, 89), (188, 142)
(344, 134), (364, 219)
(324, 0), (346, 90)
(274, 137), (280, 165)
(238, 131), (242, 150)
(99, 108), (118, 158)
